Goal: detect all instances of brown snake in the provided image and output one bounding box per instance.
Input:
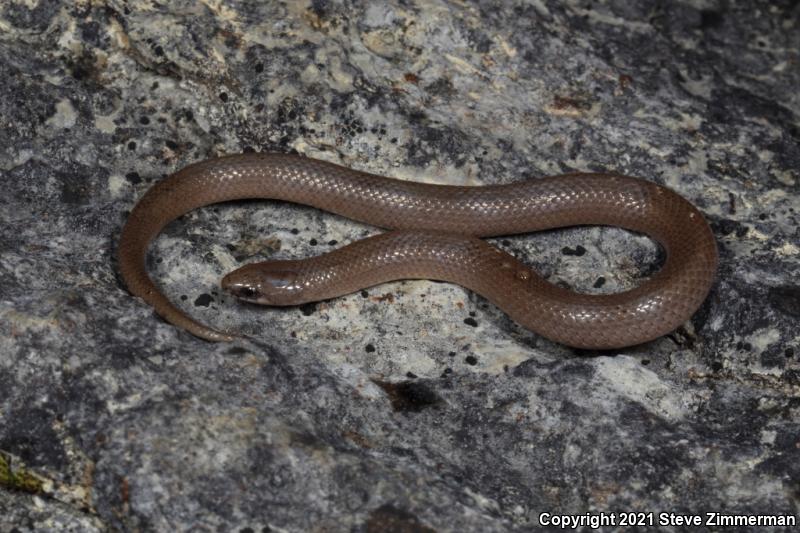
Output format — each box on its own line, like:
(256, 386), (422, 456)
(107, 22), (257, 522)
(118, 153), (717, 349)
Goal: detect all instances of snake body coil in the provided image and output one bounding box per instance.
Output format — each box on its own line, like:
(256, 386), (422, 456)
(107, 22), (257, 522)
(118, 153), (717, 349)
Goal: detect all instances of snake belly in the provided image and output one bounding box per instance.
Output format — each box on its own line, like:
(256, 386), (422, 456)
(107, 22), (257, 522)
(117, 153), (717, 348)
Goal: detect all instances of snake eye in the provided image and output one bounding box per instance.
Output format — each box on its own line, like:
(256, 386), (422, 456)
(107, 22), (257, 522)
(241, 287), (257, 299)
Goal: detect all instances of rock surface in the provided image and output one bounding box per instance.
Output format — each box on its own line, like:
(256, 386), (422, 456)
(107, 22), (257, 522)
(1, 0), (798, 531)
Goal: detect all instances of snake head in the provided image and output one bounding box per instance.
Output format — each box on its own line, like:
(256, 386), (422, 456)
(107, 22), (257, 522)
(222, 262), (303, 305)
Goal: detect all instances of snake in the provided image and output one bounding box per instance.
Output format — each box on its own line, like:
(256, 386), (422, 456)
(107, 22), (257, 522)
(117, 153), (717, 349)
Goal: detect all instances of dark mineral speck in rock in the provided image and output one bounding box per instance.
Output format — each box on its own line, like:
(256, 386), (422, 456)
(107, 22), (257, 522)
(194, 294), (213, 307)
(463, 317), (478, 327)
(365, 343), (376, 353)
(562, 245), (587, 256)
(714, 218), (745, 236)
(465, 355), (478, 365)
(594, 276), (606, 288)
(299, 302), (317, 316)
(371, 379), (441, 413)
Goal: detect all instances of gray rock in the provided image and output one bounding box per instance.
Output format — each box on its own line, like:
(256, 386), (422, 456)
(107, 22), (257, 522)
(1, 0), (798, 531)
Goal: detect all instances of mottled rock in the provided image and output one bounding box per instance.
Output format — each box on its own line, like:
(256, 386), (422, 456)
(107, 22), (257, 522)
(1, 0), (798, 531)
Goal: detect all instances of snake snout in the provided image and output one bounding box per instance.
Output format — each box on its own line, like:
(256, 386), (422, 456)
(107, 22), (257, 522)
(222, 264), (302, 305)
